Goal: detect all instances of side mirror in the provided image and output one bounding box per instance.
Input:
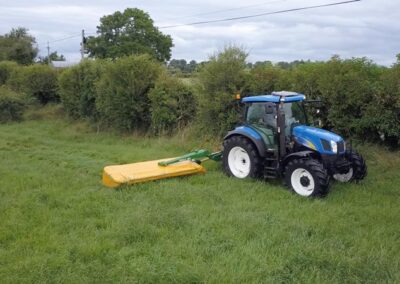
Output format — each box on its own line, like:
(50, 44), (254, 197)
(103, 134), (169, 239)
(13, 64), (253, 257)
(313, 119), (322, 127)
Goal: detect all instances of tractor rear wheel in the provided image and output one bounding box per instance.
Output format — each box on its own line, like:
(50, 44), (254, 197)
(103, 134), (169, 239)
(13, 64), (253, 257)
(333, 150), (367, 182)
(223, 136), (262, 179)
(285, 158), (330, 197)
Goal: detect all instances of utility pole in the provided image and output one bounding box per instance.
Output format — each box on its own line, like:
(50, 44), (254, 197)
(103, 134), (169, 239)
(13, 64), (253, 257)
(47, 41), (50, 65)
(80, 29), (85, 61)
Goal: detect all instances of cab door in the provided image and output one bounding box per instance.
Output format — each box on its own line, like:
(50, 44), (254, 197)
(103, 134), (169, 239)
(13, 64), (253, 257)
(245, 103), (277, 150)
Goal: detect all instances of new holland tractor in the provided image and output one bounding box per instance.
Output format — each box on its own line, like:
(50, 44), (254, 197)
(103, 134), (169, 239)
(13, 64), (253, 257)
(222, 91), (367, 197)
(103, 91), (367, 198)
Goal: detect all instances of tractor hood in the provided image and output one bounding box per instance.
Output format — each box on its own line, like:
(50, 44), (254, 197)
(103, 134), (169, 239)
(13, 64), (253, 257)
(292, 125), (345, 155)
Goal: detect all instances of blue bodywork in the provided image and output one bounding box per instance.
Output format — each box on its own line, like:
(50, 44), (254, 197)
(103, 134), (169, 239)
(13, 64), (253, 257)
(233, 126), (263, 140)
(224, 126), (267, 156)
(242, 92), (306, 104)
(233, 92), (346, 156)
(292, 125), (345, 155)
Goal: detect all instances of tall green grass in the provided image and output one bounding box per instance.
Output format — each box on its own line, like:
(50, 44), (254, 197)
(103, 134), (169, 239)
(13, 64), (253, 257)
(0, 119), (399, 283)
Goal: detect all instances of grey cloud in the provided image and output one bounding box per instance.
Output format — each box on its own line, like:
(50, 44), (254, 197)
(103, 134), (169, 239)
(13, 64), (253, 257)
(0, 0), (398, 65)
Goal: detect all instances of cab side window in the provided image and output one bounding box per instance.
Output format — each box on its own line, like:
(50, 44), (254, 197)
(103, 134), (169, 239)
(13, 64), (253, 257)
(263, 103), (276, 129)
(246, 103), (264, 124)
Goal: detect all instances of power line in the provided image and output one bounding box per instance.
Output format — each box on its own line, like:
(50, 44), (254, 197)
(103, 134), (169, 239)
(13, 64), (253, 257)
(38, 33), (81, 47)
(159, 0), (361, 29)
(165, 0), (289, 21)
(36, 0), (360, 53)
(50, 33), (81, 43)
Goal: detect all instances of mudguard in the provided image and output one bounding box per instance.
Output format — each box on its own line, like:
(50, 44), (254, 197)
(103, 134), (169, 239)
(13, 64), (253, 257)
(224, 126), (266, 157)
(281, 150), (319, 168)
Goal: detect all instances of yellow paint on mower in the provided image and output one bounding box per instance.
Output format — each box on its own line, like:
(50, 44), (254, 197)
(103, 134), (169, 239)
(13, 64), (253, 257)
(102, 158), (206, 188)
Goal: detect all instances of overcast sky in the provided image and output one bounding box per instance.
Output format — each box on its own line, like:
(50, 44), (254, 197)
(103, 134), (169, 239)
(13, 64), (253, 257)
(0, 0), (398, 65)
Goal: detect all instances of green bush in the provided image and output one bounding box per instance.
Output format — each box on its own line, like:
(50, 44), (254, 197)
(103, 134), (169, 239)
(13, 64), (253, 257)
(365, 57), (400, 146)
(0, 61), (19, 85)
(197, 46), (248, 136)
(95, 55), (162, 132)
(193, 51), (400, 145)
(8, 64), (58, 104)
(0, 86), (26, 122)
(246, 63), (286, 95)
(58, 60), (104, 119)
(149, 74), (196, 135)
(313, 57), (384, 138)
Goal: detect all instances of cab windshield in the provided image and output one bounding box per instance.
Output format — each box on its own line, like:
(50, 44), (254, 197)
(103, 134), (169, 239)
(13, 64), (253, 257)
(283, 101), (307, 128)
(245, 101), (307, 135)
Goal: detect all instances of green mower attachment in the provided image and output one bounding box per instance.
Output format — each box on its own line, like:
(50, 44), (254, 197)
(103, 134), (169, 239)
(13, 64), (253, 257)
(158, 149), (222, 167)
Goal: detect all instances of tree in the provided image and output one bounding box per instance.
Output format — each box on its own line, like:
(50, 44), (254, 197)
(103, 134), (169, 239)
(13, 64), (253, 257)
(0, 27), (38, 65)
(187, 60), (198, 72)
(38, 51), (66, 64)
(168, 59), (187, 72)
(168, 59), (198, 74)
(86, 8), (173, 62)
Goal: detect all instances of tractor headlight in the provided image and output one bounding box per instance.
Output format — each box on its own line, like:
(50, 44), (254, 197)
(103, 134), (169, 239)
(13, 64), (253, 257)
(330, 140), (338, 153)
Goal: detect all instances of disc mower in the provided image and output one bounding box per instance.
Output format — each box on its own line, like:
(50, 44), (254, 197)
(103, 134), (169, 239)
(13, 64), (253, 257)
(103, 91), (367, 197)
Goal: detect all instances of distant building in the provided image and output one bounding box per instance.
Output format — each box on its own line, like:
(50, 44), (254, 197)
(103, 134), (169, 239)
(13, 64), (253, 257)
(51, 61), (79, 68)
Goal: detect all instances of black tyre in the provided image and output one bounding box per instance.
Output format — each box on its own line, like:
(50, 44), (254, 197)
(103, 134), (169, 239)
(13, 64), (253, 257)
(285, 158), (330, 197)
(333, 150), (367, 182)
(223, 136), (262, 179)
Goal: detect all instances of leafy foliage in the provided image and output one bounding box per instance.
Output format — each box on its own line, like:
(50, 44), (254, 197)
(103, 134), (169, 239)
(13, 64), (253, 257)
(7, 64), (58, 104)
(311, 57), (383, 138)
(95, 55), (162, 131)
(197, 46), (248, 136)
(0, 61), (19, 85)
(58, 60), (104, 119)
(246, 63), (285, 95)
(0, 27), (38, 65)
(0, 86), (26, 122)
(168, 59), (198, 74)
(367, 56), (400, 145)
(86, 8), (173, 62)
(149, 74), (196, 135)
(281, 56), (399, 145)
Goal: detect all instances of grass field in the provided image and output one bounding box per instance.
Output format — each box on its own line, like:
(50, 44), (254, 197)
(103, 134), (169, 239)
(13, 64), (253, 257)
(0, 118), (399, 283)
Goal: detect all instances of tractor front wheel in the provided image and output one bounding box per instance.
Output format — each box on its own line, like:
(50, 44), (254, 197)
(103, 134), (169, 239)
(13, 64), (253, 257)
(333, 150), (367, 182)
(285, 158), (330, 197)
(223, 136), (262, 179)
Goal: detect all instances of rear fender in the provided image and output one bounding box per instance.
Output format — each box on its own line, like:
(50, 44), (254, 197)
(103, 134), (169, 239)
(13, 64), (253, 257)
(224, 126), (266, 157)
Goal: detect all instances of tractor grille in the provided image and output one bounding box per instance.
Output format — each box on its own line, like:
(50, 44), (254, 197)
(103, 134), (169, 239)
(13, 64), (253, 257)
(338, 141), (345, 153)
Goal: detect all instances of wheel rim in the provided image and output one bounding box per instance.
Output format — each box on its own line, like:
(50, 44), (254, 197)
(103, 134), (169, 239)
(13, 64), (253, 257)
(333, 168), (353, 182)
(291, 168), (315, 196)
(228, 146), (251, 178)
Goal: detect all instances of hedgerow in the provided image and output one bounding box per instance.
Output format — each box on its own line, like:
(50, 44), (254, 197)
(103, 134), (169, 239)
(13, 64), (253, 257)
(196, 46), (248, 136)
(148, 73), (196, 135)
(0, 86), (26, 122)
(29, 47), (400, 146)
(7, 64), (58, 104)
(58, 60), (104, 119)
(0, 61), (19, 85)
(95, 55), (162, 132)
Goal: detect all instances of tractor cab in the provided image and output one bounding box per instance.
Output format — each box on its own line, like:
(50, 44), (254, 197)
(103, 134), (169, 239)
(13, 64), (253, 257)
(243, 91), (308, 149)
(223, 91), (367, 197)
(238, 91), (349, 157)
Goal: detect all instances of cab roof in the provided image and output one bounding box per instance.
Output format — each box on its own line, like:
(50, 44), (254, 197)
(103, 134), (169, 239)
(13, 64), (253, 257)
(242, 91), (306, 103)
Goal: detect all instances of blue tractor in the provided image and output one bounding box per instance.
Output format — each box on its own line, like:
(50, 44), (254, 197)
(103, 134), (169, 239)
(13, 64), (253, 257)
(223, 91), (367, 197)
